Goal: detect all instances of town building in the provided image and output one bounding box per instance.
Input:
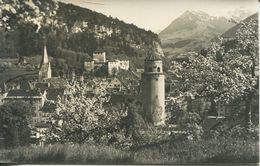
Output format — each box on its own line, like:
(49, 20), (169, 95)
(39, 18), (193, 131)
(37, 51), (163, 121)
(84, 61), (94, 73)
(3, 89), (47, 124)
(106, 77), (128, 94)
(116, 70), (140, 94)
(107, 60), (129, 76)
(142, 52), (165, 126)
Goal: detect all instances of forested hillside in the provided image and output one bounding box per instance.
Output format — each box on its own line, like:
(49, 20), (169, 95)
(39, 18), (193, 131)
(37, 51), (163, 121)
(0, 1), (161, 69)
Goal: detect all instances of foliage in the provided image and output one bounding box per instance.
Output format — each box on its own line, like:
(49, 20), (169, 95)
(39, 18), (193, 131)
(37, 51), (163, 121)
(166, 97), (205, 140)
(204, 123), (259, 141)
(169, 51), (242, 103)
(47, 80), (127, 144)
(0, 101), (33, 147)
(177, 111), (203, 140)
(0, 0), (59, 32)
(0, 62), (12, 72)
(168, 17), (259, 128)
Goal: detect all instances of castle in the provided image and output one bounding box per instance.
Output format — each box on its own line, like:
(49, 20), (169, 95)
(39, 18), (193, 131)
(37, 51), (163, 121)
(142, 52), (165, 126)
(84, 48), (129, 76)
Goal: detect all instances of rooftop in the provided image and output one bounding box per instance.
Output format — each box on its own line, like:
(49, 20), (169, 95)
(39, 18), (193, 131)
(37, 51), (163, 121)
(35, 122), (51, 128)
(94, 47), (105, 53)
(6, 89), (43, 97)
(145, 51), (162, 61)
(46, 88), (65, 101)
(116, 70), (140, 87)
(44, 77), (67, 89)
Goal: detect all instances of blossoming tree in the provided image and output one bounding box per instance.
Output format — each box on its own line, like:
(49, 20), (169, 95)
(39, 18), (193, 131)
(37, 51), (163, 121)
(47, 81), (127, 144)
(168, 17), (258, 130)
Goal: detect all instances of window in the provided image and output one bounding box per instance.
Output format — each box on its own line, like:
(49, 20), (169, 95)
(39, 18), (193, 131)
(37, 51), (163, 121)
(149, 67), (152, 72)
(157, 67), (160, 72)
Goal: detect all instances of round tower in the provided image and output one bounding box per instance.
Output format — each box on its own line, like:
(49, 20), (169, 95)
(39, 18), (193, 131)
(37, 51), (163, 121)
(142, 52), (165, 126)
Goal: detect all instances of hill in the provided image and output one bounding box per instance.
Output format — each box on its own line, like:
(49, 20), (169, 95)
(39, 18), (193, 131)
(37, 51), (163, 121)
(159, 11), (235, 58)
(0, 1), (161, 70)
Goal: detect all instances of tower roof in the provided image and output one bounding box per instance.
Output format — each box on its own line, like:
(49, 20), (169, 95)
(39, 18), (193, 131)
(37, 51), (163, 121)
(145, 51), (162, 61)
(94, 47), (104, 53)
(41, 45), (49, 67)
(6, 89), (43, 97)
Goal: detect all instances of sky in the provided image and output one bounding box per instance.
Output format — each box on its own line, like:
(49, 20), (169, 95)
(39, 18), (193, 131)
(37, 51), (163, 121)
(59, 0), (258, 33)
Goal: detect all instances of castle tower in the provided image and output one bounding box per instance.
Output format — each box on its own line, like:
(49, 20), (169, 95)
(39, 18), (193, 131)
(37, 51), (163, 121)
(93, 47), (106, 63)
(39, 45), (52, 81)
(142, 52), (165, 125)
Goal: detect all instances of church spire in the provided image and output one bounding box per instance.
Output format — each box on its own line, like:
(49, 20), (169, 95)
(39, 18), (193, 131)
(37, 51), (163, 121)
(42, 45), (49, 64)
(39, 44), (52, 81)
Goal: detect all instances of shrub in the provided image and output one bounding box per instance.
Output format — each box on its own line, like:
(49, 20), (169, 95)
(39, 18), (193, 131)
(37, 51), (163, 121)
(0, 101), (33, 148)
(177, 111), (204, 140)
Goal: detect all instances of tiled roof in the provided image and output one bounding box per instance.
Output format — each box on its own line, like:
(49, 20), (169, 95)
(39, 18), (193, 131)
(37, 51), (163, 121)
(20, 80), (34, 90)
(203, 116), (226, 130)
(46, 88), (65, 100)
(117, 70), (140, 87)
(45, 77), (67, 89)
(6, 89), (42, 97)
(35, 82), (50, 90)
(35, 122), (51, 128)
(145, 52), (162, 61)
(94, 47), (104, 53)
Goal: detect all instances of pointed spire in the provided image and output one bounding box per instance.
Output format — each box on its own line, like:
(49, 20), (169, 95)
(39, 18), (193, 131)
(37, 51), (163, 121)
(48, 62), (52, 75)
(43, 45), (49, 64)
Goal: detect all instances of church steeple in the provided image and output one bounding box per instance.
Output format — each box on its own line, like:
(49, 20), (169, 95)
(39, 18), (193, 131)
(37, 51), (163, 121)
(39, 45), (52, 81)
(42, 45), (49, 64)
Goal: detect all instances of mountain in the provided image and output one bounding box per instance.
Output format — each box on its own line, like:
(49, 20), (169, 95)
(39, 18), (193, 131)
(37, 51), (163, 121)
(227, 8), (255, 22)
(222, 13), (258, 39)
(159, 10), (235, 58)
(0, 1), (161, 69)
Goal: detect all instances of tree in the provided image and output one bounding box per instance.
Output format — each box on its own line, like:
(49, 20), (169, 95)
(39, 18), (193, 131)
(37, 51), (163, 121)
(168, 18), (258, 130)
(111, 67), (118, 76)
(47, 80), (127, 144)
(0, 101), (33, 147)
(0, 0), (59, 32)
(169, 51), (238, 114)
(224, 18), (259, 128)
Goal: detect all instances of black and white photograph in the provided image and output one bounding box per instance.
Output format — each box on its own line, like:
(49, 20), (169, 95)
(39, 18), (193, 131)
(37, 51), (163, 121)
(0, 0), (259, 165)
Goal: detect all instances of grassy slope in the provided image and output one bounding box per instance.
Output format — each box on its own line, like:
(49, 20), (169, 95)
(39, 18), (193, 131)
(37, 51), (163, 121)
(0, 137), (258, 164)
